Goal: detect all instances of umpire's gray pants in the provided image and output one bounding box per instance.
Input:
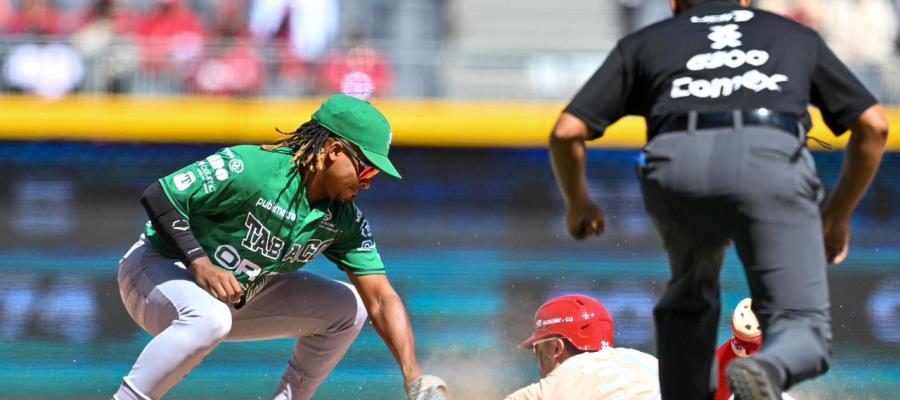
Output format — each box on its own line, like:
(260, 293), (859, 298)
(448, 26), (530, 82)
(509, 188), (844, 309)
(638, 126), (832, 399)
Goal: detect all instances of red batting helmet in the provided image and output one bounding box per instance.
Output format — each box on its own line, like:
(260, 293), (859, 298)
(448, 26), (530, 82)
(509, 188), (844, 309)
(519, 294), (614, 351)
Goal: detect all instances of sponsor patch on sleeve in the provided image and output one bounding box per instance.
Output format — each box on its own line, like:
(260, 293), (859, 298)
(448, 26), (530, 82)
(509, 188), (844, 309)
(173, 171), (197, 191)
(229, 159), (244, 173)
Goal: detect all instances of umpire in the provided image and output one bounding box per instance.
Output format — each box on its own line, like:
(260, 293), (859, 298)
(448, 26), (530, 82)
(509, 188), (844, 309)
(549, 0), (889, 399)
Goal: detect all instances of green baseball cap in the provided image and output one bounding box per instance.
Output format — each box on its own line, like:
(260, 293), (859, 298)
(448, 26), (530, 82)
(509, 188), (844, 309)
(312, 94), (401, 179)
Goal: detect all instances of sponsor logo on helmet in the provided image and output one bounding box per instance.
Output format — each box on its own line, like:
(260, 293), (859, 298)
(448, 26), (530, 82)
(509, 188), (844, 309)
(536, 316), (575, 327)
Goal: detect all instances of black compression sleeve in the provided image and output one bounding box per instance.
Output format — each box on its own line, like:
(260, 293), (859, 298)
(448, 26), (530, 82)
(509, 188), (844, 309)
(140, 181), (208, 264)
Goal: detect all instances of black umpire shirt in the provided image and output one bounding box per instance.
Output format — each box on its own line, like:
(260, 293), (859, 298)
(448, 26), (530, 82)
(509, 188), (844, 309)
(566, 0), (877, 141)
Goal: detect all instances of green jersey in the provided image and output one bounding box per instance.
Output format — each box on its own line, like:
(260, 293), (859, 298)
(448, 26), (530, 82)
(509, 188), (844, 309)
(145, 145), (385, 297)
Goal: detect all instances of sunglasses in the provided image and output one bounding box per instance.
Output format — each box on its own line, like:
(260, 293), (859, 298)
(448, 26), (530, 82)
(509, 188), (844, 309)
(335, 137), (380, 180)
(530, 336), (559, 353)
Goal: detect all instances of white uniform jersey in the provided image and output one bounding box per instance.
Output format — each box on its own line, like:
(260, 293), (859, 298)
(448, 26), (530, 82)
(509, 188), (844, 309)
(505, 347), (661, 400)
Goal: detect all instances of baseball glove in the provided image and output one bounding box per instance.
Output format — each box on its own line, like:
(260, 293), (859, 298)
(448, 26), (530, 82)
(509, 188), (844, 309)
(406, 374), (448, 400)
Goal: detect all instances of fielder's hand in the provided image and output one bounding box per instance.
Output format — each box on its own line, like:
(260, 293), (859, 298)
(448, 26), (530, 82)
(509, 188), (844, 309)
(566, 199), (605, 240)
(406, 374), (448, 400)
(188, 257), (243, 304)
(822, 214), (850, 265)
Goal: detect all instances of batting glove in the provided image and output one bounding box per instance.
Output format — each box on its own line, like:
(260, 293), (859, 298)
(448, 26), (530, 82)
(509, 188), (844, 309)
(406, 374), (447, 400)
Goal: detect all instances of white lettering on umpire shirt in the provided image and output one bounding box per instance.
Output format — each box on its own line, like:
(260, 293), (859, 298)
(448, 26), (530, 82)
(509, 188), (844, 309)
(708, 24), (742, 49)
(671, 70), (788, 99)
(686, 49), (769, 71)
(671, 11), (790, 99)
(690, 10), (755, 24)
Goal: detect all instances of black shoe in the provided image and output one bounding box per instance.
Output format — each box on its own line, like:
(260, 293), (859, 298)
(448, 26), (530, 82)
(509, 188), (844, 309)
(726, 358), (782, 400)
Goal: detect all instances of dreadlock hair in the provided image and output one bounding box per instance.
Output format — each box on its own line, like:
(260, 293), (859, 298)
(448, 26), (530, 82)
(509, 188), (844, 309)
(262, 120), (334, 174)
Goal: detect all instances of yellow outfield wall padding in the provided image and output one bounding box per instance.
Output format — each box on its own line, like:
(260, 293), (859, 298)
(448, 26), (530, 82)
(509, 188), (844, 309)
(0, 95), (896, 151)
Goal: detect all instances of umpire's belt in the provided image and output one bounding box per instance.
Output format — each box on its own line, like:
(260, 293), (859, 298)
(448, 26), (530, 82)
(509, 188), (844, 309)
(658, 109), (803, 138)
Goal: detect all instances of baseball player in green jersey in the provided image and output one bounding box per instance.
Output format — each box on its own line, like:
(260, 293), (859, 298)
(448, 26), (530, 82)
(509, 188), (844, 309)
(115, 95), (448, 400)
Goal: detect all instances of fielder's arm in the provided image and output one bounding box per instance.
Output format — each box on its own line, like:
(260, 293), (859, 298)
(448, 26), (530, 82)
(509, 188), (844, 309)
(140, 181), (242, 303)
(549, 112), (605, 239)
(140, 181), (207, 264)
(822, 104), (889, 264)
(347, 273), (422, 386)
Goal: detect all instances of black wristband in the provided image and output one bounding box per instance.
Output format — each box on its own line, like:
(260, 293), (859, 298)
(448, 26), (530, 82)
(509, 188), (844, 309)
(140, 181), (208, 264)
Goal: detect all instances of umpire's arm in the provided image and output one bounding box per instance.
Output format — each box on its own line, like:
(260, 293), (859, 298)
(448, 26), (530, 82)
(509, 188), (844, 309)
(347, 273), (423, 387)
(550, 113), (606, 240)
(822, 105), (889, 264)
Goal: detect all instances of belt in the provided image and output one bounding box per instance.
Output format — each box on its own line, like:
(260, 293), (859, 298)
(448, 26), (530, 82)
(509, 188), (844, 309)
(657, 109), (804, 138)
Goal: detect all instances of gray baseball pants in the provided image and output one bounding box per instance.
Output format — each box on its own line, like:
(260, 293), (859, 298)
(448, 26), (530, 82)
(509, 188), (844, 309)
(114, 236), (367, 400)
(638, 126), (832, 399)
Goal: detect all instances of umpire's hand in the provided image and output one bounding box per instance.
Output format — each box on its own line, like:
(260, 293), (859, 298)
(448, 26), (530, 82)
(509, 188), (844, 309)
(188, 256), (244, 304)
(822, 215), (850, 265)
(566, 199), (606, 240)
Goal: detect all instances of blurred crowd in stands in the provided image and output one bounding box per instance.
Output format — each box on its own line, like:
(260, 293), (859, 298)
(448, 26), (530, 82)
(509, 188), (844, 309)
(0, 0), (898, 102)
(0, 0), (397, 98)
